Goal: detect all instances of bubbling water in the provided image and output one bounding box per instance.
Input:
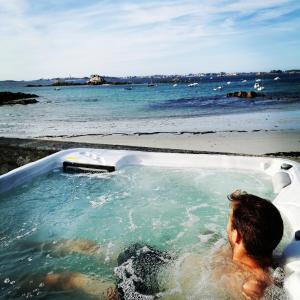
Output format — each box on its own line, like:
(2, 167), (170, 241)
(0, 166), (290, 299)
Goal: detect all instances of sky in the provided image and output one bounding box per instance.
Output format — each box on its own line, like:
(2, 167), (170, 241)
(0, 0), (300, 80)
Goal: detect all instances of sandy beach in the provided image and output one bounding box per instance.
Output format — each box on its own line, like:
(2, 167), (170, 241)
(40, 129), (300, 157)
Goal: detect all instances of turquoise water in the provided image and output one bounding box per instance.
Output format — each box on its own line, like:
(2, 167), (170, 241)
(0, 166), (277, 299)
(0, 75), (300, 138)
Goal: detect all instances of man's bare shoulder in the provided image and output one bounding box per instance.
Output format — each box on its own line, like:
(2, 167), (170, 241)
(242, 276), (270, 300)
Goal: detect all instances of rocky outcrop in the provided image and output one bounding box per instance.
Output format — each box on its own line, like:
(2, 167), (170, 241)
(226, 91), (265, 98)
(3, 99), (39, 105)
(26, 84), (44, 87)
(87, 74), (106, 85)
(0, 139), (56, 175)
(0, 92), (39, 105)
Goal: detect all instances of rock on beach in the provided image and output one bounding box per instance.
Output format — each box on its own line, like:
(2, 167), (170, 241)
(226, 91), (265, 98)
(0, 92), (39, 105)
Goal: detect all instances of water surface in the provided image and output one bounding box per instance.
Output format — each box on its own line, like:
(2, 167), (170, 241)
(1, 75), (299, 137)
(0, 166), (281, 299)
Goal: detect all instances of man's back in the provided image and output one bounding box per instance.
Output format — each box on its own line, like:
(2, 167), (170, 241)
(161, 245), (272, 300)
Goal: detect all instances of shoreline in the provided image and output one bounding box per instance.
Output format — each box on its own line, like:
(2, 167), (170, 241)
(37, 128), (295, 138)
(2, 107), (300, 139)
(38, 129), (300, 156)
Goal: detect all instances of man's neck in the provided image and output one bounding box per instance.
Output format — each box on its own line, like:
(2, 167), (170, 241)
(232, 247), (271, 273)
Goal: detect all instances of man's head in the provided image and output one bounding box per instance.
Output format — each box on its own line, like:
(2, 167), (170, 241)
(227, 190), (283, 261)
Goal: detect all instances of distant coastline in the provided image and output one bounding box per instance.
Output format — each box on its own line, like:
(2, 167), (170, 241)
(25, 81), (129, 87)
(2, 69), (300, 85)
(26, 75), (129, 87)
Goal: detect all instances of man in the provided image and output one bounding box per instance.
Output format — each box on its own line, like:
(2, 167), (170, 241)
(19, 190), (284, 299)
(225, 190), (284, 299)
(163, 190), (284, 299)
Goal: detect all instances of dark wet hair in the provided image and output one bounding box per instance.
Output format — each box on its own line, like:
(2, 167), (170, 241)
(228, 190), (284, 260)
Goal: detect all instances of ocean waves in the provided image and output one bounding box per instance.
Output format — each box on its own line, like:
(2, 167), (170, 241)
(147, 93), (300, 117)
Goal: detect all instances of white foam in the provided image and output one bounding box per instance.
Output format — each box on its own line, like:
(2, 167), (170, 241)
(114, 259), (153, 300)
(15, 227), (37, 240)
(182, 207), (201, 228)
(152, 218), (161, 230)
(90, 195), (108, 208)
(104, 241), (114, 262)
(210, 238), (227, 254)
(198, 233), (214, 243)
(128, 210), (137, 232)
(166, 231), (186, 245)
(204, 223), (220, 232)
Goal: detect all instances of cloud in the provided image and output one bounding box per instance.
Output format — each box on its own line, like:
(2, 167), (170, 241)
(0, 0), (299, 79)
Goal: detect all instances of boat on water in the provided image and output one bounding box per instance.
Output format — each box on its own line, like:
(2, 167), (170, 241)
(124, 87), (133, 90)
(255, 79), (261, 82)
(147, 78), (156, 87)
(187, 83), (199, 87)
(54, 87), (61, 91)
(274, 77), (280, 81)
(173, 84), (178, 87)
(213, 86), (223, 91)
(242, 79), (247, 83)
(254, 81), (265, 91)
(227, 81), (231, 85)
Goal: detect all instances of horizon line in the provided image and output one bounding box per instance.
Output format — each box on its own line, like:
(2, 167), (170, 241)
(1, 68), (300, 82)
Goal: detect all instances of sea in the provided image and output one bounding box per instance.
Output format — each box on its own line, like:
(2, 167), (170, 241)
(1, 74), (300, 138)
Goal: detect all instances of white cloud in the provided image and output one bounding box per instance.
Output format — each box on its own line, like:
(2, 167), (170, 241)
(252, 2), (300, 22)
(0, 0), (299, 79)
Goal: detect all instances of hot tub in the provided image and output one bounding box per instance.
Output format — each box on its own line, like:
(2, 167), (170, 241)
(0, 149), (299, 299)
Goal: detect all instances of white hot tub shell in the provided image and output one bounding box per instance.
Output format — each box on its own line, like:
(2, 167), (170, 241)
(0, 148), (300, 299)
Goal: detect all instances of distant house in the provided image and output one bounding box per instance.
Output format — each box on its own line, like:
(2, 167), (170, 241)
(53, 79), (65, 85)
(87, 75), (106, 85)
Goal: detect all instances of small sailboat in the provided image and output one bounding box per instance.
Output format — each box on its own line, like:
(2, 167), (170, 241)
(257, 86), (265, 91)
(148, 78), (155, 87)
(187, 83), (199, 87)
(254, 81), (265, 91)
(213, 86), (222, 91)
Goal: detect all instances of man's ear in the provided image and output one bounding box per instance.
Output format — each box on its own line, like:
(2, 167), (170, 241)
(232, 229), (242, 244)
